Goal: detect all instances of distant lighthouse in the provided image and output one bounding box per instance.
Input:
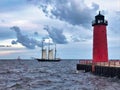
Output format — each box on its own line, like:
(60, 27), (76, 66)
(92, 11), (108, 62)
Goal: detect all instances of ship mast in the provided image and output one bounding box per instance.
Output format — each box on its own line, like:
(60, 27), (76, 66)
(54, 43), (56, 60)
(48, 39), (50, 60)
(41, 39), (44, 59)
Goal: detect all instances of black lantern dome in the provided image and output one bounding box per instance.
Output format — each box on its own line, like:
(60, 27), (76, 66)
(92, 11), (108, 26)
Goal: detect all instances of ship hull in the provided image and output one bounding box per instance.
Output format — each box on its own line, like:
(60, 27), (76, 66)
(36, 59), (61, 62)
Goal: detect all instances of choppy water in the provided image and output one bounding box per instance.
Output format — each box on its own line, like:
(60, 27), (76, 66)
(0, 60), (120, 90)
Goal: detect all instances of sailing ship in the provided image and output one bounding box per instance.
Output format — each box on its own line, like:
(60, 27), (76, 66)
(36, 40), (61, 62)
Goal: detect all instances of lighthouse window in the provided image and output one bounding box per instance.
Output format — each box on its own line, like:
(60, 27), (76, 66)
(98, 20), (100, 23)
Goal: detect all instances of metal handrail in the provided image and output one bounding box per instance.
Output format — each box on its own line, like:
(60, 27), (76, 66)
(79, 60), (120, 67)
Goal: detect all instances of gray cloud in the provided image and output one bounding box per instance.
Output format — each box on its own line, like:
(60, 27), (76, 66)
(34, 32), (39, 36)
(28, 0), (99, 28)
(10, 26), (67, 49)
(44, 25), (68, 44)
(11, 40), (17, 44)
(27, 0), (99, 43)
(10, 26), (42, 49)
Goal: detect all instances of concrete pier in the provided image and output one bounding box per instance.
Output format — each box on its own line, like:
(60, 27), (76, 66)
(77, 60), (120, 78)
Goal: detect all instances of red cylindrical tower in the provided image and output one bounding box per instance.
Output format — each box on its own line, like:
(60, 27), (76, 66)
(92, 11), (108, 62)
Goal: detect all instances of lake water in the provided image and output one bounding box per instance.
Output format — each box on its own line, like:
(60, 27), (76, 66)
(0, 60), (120, 90)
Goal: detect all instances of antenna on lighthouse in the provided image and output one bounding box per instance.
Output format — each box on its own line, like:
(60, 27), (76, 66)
(99, 11), (101, 15)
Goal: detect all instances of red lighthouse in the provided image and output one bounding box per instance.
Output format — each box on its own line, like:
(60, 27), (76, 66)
(92, 11), (108, 63)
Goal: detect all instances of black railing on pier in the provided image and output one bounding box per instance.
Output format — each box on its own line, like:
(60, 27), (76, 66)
(79, 60), (120, 67)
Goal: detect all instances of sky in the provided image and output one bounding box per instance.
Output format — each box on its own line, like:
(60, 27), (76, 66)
(0, 0), (120, 59)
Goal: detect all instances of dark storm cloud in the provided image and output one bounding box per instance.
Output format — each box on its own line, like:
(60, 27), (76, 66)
(28, 0), (99, 28)
(10, 26), (42, 49)
(44, 25), (68, 44)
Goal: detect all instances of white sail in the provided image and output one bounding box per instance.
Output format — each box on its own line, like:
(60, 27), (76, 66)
(48, 49), (54, 60)
(42, 49), (47, 59)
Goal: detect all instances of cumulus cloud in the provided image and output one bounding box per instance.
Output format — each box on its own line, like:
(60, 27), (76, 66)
(28, 0), (99, 28)
(44, 25), (68, 44)
(10, 26), (42, 49)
